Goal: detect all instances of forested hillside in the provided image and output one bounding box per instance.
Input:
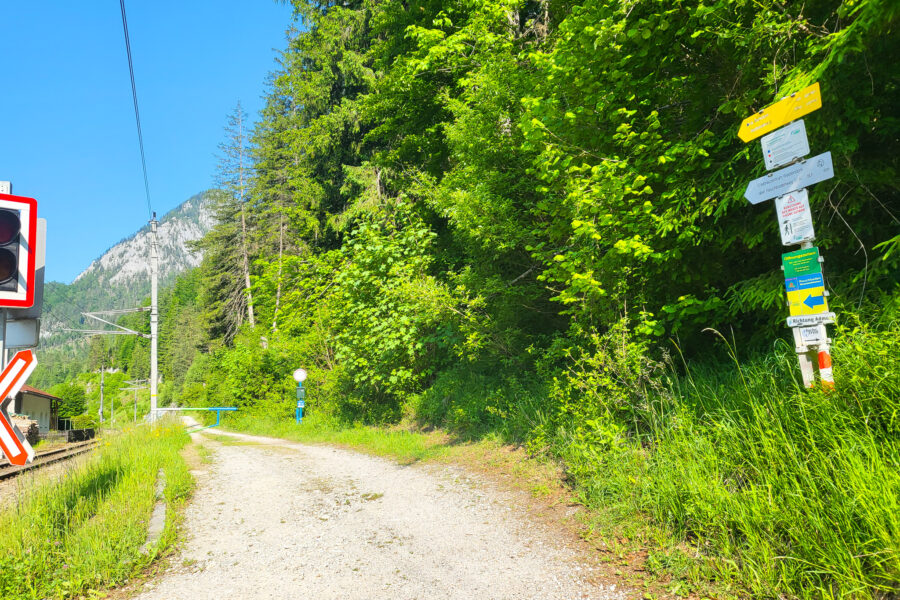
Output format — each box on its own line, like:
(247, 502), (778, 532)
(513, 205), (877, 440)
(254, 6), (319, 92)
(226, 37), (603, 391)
(32, 193), (214, 388)
(56, 1), (898, 596)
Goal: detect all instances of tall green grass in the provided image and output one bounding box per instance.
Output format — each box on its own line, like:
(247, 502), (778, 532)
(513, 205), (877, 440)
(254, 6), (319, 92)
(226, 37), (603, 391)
(0, 422), (192, 600)
(552, 321), (900, 598)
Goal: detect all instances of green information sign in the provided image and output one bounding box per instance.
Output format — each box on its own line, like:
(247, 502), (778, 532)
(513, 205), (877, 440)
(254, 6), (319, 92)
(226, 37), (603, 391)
(782, 247), (821, 279)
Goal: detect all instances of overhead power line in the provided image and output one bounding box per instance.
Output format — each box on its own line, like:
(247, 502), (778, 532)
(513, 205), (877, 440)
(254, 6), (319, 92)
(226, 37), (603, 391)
(119, 0), (153, 218)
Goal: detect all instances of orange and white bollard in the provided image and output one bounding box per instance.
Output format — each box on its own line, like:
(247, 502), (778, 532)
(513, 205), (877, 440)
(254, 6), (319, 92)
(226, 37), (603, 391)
(817, 343), (835, 390)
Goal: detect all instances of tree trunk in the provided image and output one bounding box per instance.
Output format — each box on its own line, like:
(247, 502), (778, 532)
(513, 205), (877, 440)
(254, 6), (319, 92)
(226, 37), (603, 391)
(272, 213), (285, 332)
(237, 110), (255, 327)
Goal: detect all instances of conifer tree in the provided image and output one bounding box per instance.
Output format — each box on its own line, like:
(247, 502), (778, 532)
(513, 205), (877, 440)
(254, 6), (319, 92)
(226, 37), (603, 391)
(197, 103), (257, 341)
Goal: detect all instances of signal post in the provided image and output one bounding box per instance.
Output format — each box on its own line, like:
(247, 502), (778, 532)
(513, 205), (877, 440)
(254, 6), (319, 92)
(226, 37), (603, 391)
(0, 182), (44, 464)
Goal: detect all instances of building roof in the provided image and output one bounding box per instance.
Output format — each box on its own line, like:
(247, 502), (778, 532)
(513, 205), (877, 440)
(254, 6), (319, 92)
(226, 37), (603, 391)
(20, 385), (61, 401)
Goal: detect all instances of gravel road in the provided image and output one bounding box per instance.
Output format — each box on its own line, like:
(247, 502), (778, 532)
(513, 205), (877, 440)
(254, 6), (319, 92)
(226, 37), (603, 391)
(133, 426), (629, 600)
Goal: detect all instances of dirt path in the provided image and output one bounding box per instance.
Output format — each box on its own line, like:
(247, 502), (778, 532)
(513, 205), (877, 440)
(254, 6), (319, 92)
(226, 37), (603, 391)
(132, 426), (628, 600)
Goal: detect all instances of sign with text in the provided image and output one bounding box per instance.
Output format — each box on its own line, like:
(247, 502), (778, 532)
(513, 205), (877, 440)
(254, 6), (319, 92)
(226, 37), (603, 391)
(744, 151), (834, 204)
(787, 312), (835, 328)
(738, 82), (822, 142)
(799, 324), (826, 345)
(775, 189), (814, 245)
(783, 247), (828, 317)
(782, 246), (821, 279)
(762, 120), (810, 170)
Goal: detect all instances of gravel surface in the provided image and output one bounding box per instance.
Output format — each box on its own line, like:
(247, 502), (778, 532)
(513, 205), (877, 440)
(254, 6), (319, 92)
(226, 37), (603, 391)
(133, 426), (629, 600)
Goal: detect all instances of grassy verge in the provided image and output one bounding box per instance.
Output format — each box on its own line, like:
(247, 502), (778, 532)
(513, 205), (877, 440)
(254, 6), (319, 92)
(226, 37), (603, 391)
(553, 324), (900, 599)
(218, 412), (453, 464)
(0, 421), (192, 600)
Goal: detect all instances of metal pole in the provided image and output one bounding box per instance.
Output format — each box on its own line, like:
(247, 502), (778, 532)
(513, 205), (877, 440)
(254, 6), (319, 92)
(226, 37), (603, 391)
(790, 240), (820, 389)
(150, 214), (159, 421)
(99, 365), (104, 423)
(0, 309), (6, 372)
(0, 181), (8, 373)
(133, 389), (137, 423)
(798, 351), (816, 388)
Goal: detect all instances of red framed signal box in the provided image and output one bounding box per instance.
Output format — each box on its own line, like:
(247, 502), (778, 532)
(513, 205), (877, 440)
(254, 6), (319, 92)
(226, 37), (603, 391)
(0, 193), (38, 308)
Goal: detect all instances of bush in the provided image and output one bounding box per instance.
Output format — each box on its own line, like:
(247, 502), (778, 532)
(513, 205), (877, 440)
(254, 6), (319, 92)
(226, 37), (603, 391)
(71, 414), (98, 430)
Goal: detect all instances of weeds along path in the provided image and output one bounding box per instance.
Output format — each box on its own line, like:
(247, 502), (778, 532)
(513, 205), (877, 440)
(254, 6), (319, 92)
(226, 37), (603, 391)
(133, 424), (623, 600)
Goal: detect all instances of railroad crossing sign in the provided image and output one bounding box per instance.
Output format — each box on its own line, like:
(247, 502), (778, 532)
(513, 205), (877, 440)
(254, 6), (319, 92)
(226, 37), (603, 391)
(783, 247), (829, 317)
(738, 82), (822, 142)
(0, 350), (37, 466)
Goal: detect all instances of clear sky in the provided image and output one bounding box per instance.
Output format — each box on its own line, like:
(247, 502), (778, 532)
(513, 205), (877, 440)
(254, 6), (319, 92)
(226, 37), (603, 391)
(0, 1), (295, 283)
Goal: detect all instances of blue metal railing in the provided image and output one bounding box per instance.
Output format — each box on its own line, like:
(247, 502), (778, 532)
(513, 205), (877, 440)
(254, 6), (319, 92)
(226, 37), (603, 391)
(155, 407), (238, 431)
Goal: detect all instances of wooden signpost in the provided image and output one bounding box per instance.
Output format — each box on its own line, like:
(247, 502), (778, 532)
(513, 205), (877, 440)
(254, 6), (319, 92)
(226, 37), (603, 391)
(738, 83), (835, 389)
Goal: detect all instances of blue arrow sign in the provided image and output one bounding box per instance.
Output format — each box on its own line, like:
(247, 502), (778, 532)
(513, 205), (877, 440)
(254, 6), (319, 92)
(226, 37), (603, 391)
(803, 294), (826, 309)
(744, 151), (834, 204)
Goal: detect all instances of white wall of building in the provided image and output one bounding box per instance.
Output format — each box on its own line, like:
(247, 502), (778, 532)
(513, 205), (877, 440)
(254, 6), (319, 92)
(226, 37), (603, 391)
(19, 394), (51, 434)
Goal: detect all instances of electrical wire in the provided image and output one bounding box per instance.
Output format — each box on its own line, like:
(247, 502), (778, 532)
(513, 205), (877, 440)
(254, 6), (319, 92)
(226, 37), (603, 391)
(119, 0), (153, 219)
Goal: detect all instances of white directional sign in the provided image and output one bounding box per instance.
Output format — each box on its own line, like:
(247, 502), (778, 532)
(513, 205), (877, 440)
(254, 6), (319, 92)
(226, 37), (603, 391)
(744, 151), (834, 205)
(799, 325), (826, 345)
(775, 189), (814, 246)
(786, 312), (835, 328)
(761, 120), (809, 170)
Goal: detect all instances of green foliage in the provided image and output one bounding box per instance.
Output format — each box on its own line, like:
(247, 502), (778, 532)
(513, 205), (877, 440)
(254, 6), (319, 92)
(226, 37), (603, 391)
(0, 424), (191, 600)
(519, 0), (899, 343)
(70, 414), (98, 430)
(48, 382), (87, 419)
(550, 320), (900, 597)
(49, 0), (900, 596)
(330, 208), (459, 420)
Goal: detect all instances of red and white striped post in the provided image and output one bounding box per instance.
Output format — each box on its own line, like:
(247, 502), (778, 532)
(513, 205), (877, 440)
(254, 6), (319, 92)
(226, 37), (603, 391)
(817, 343), (835, 390)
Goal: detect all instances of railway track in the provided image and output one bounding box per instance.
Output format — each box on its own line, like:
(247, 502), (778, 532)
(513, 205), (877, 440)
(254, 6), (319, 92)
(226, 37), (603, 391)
(0, 440), (99, 481)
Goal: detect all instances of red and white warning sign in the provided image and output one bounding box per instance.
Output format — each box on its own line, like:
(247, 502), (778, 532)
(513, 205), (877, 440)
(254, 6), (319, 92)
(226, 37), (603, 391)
(0, 350), (37, 466)
(775, 188), (815, 246)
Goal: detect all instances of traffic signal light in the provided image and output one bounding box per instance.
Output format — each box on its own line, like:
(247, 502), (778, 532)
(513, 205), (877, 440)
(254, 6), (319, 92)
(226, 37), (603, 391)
(0, 193), (37, 308)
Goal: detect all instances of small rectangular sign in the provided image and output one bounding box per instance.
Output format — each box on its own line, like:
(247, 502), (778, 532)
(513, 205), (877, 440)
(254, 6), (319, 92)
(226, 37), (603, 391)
(787, 286), (828, 316)
(738, 82), (822, 142)
(787, 312), (835, 328)
(744, 152), (834, 204)
(762, 120), (810, 170)
(783, 247), (828, 317)
(782, 247), (821, 279)
(4, 319), (40, 349)
(799, 325), (825, 345)
(785, 272), (824, 293)
(775, 189), (814, 245)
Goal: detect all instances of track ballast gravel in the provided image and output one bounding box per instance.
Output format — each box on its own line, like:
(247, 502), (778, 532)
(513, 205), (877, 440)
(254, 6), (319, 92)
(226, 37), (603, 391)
(133, 427), (629, 600)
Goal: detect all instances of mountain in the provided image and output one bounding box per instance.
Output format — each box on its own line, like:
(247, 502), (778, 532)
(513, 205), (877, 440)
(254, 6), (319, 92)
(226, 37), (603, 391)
(41, 191), (215, 343)
(73, 192), (214, 289)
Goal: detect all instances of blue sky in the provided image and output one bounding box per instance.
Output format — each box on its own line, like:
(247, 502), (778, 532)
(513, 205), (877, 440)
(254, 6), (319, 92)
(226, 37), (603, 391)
(0, 1), (294, 283)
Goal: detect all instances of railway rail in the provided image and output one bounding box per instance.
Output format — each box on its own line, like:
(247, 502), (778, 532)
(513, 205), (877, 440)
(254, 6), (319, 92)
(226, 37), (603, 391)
(0, 440), (99, 481)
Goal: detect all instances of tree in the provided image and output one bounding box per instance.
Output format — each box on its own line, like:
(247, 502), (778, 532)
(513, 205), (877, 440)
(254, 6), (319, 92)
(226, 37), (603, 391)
(48, 382), (87, 418)
(196, 103), (258, 341)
